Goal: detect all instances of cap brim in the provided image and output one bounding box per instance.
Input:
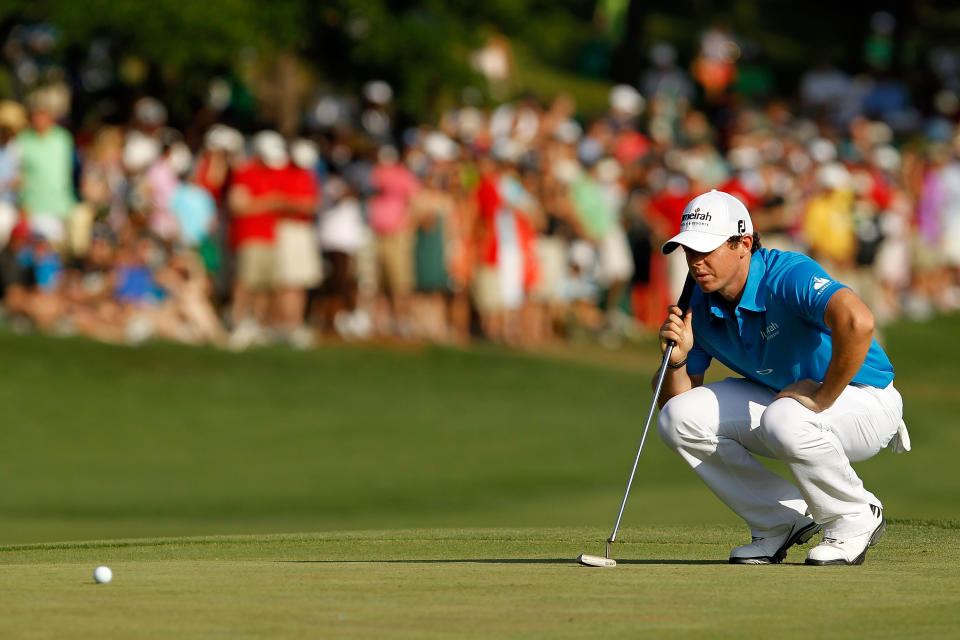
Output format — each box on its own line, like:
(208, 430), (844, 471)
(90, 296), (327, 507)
(661, 230), (729, 255)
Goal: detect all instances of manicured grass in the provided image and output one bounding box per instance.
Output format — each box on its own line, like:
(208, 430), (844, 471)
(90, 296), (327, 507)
(0, 316), (957, 637)
(1, 523), (958, 639)
(0, 316), (955, 545)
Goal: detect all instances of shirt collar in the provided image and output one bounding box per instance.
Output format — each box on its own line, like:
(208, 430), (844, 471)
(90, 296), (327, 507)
(737, 251), (767, 312)
(706, 250), (767, 318)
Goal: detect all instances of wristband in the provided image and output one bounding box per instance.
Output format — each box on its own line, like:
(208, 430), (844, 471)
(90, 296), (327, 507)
(667, 357), (688, 370)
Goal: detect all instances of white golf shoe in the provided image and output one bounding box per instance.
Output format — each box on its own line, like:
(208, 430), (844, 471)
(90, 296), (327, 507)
(805, 505), (886, 566)
(729, 516), (821, 564)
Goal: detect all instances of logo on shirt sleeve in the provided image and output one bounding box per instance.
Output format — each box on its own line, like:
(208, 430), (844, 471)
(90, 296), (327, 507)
(812, 276), (831, 294)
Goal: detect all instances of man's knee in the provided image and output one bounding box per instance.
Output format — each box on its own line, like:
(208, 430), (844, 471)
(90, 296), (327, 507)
(657, 390), (718, 453)
(758, 398), (814, 459)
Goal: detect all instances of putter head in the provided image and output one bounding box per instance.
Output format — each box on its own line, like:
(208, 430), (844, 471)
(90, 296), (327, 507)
(577, 553), (617, 567)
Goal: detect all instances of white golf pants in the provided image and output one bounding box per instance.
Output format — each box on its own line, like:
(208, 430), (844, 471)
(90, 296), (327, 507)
(657, 378), (905, 538)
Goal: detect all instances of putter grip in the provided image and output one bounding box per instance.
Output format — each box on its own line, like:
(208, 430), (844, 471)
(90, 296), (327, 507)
(677, 275), (695, 313)
(667, 276), (696, 347)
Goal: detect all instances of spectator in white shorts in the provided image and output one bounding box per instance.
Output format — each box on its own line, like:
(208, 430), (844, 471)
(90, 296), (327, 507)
(226, 131), (286, 349)
(274, 138), (322, 348)
(17, 87), (76, 248)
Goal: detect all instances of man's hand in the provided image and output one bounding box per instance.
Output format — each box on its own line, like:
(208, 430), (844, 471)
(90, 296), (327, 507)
(776, 379), (830, 413)
(659, 305), (693, 366)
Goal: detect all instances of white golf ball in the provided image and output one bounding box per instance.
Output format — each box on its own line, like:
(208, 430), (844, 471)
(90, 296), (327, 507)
(93, 566), (112, 584)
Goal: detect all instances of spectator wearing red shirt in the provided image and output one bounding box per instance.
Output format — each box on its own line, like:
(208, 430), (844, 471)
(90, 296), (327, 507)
(195, 125), (244, 206)
(472, 154), (505, 339)
(274, 139), (321, 348)
(226, 130), (287, 348)
(648, 174), (691, 301)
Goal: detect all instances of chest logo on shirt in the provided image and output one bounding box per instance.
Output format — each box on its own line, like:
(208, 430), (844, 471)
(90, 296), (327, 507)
(756, 368), (774, 375)
(813, 277), (831, 293)
(761, 321), (780, 341)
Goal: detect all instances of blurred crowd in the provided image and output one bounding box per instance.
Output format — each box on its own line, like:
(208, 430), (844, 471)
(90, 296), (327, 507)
(3, 36), (960, 350)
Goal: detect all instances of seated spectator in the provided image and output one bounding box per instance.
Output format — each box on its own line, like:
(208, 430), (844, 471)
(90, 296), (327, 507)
(153, 249), (228, 347)
(3, 224), (66, 331)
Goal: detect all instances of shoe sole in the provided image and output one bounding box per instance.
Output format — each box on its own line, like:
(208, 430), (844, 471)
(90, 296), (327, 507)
(729, 520), (823, 565)
(804, 516), (886, 566)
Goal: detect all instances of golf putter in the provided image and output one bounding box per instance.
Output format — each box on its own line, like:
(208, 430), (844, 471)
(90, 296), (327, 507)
(578, 275), (695, 568)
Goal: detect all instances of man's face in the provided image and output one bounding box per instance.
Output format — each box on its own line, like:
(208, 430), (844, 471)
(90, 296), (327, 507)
(30, 108), (54, 133)
(683, 238), (748, 296)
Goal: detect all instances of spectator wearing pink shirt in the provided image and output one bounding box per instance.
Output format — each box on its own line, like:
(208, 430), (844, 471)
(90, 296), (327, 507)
(369, 145), (419, 336)
(145, 140), (190, 242)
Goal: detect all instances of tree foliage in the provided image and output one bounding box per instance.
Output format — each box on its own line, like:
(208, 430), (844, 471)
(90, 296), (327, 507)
(1, 0), (606, 125)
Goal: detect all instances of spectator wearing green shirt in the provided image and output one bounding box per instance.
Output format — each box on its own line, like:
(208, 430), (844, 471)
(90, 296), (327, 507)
(17, 89), (76, 247)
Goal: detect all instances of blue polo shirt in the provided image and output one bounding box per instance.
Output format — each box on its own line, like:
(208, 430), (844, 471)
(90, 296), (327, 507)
(686, 249), (894, 391)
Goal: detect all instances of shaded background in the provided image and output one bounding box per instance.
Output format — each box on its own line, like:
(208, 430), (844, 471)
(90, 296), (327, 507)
(3, 1), (959, 132)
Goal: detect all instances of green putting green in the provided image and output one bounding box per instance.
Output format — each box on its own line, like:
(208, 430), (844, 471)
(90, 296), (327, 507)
(1, 525), (957, 639)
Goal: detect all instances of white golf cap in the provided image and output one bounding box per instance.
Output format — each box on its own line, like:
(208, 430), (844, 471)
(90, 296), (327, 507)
(253, 130), (288, 169)
(661, 190), (753, 255)
(290, 138), (319, 169)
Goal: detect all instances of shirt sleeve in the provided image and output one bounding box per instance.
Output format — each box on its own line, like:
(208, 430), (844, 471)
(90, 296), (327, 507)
(777, 256), (848, 326)
(686, 339), (712, 376)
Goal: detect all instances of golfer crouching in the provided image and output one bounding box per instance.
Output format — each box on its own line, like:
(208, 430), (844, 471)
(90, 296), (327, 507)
(655, 190), (909, 566)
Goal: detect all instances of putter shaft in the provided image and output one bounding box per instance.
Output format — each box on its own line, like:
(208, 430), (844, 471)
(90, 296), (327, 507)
(606, 343), (674, 557)
(604, 276), (695, 559)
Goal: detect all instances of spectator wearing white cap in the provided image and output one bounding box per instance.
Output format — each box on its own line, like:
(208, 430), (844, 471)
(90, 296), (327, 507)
(273, 138), (322, 348)
(316, 175), (369, 338)
(16, 87), (77, 247)
(145, 137), (191, 243)
(195, 124), (244, 207)
(226, 130), (287, 348)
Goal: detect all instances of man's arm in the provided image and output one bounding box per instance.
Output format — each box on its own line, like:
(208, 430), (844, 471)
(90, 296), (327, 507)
(275, 192), (318, 217)
(655, 306), (705, 408)
(818, 288), (875, 405)
(776, 287), (874, 412)
(228, 184), (279, 216)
